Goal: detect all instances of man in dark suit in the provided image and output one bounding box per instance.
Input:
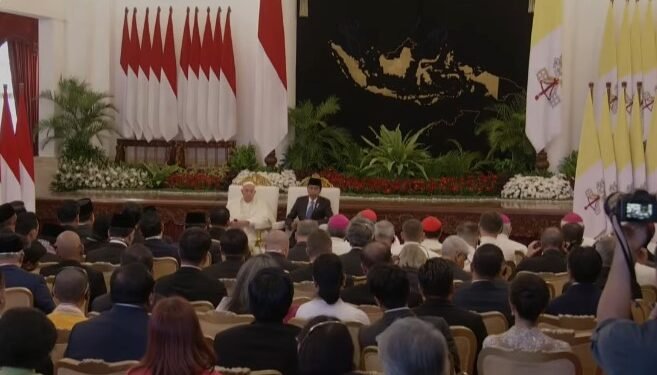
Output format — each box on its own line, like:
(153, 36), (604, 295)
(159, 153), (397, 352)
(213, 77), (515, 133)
(441, 235), (473, 281)
(415, 258), (488, 356)
(0, 203), (17, 232)
(215, 268), (300, 375)
(341, 241), (392, 305)
(0, 232), (55, 313)
(183, 211), (221, 264)
(290, 229), (333, 282)
(515, 227), (567, 274)
(155, 228), (227, 307)
(546, 246), (603, 316)
(75, 198), (95, 243)
(57, 199), (80, 232)
(453, 244), (512, 323)
(203, 229), (248, 280)
(82, 214), (111, 253)
(86, 213), (136, 264)
(339, 219), (373, 277)
(139, 209), (179, 261)
(285, 177), (333, 229)
(357, 264), (461, 374)
(15, 212), (54, 271)
(65, 263), (153, 362)
(287, 220), (318, 262)
(40, 231), (106, 305)
(209, 207), (230, 242)
(263, 230), (298, 272)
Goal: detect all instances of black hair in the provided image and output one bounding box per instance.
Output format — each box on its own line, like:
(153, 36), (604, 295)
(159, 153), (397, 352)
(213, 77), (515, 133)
(479, 211), (503, 234)
(247, 267), (293, 322)
(568, 246), (602, 283)
(418, 258), (453, 298)
(312, 253), (344, 305)
(210, 207), (231, 226)
(367, 264), (410, 309)
(472, 244), (504, 279)
(92, 214), (111, 241)
(139, 210), (162, 238)
(110, 263), (154, 305)
(179, 228), (211, 264)
(510, 273), (550, 323)
(57, 200), (79, 224)
(121, 202), (143, 226)
(219, 229), (248, 258)
(15, 212), (38, 236)
(0, 308), (57, 369)
(298, 316), (355, 375)
(562, 223), (584, 251)
(108, 226), (134, 239)
(21, 241), (45, 271)
(121, 243), (154, 272)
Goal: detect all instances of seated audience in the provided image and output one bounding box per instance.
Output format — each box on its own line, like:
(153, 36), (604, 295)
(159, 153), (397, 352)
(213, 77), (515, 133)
(546, 246), (602, 316)
(378, 317), (449, 375)
(15, 212), (56, 268)
(41, 231), (106, 304)
(263, 230), (298, 272)
(140, 210), (179, 261)
(215, 268), (300, 374)
(515, 227), (567, 274)
(128, 297), (220, 375)
(76, 198), (95, 241)
(290, 229), (333, 282)
(484, 273), (570, 352)
(48, 267), (89, 330)
(0, 308), (56, 375)
(453, 244), (512, 322)
(65, 263), (153, 362)
(421, 216), (443, 254)
(595, 235), (615, 289)
(226, 181), (276, 249)
(20, 237), (46, 273)
(0, 232), (54, 313)
(456, 221), (478, 257)
(86, 212), (136, 264)
(203, 228), (248, 279)
(57, 199), (80, 230)
(392, 219), (436, 259)
(357, 209), (377, 223)
(285, 177), (333, 229)
(498, 214), (528, 256)
(208, 207), (230, 242)
(399, 243), (427, 301)
(374, 220), (397, 247)
(217, 254), (279, 313)
(440, 235), (472, 281)
(8, 201), (26, 215)
(339, 218), (374, 276)
(635, 247), (657, 287)
(561, 212), (595, 246)
(84, 213), (111, 252)
(562, 222), (585, 252)
(297, 316), (355, 375)
(328, 214), (351, 256)
(296, 253), (369, 324)
(155, 228), (227, 307)
(478, 211), (508, 257)
(288, 220), (318, 262)
(0, 203), (17, 232)
(415, 258), (488, 353)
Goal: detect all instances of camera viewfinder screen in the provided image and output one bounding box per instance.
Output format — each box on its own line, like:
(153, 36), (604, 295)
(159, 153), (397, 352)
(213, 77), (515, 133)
(626, 203), (653, 220)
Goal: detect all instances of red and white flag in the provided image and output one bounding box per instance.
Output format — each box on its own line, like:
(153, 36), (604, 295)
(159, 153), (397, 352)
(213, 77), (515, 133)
(196, 8), (213, 142)
(185, 8), (202, 140)
(220, 8), (237, 141)
(125, 8), (140, 139)
(0, 86), (21, 203)
(255, 0), (288, 156)
(178, 8), (192, 141)
(160, 7), (178, 141)
(207, 8), (223, 141)
(15, 86), (34, 211)
(119, 8), (133, 138)
(147, 7), (163, 140)
(136, 8), (152, 140)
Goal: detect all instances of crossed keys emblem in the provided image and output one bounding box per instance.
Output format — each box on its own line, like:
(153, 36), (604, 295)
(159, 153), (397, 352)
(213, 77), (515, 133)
(642, 90), (655, 112)
(608, 87), (618, 114)
(534, 56), (562, 108)
(584, 181), (606, 215)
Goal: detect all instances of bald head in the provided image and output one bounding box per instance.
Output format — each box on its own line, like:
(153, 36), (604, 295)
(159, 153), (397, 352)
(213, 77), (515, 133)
(55, 231), (83, 261)
(361, 241), (392, 271)
(265, 230), (290, 255)
(541, 227), (564, 252)
(53, 267), (88, 305)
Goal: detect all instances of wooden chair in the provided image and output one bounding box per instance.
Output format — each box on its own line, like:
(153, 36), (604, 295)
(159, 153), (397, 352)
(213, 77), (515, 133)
(251, 370), (283, 375)
(361, 346), (383, 372)
(478, 311), (509, 335)
(3, 287), (33, 312)
(545, 283), (556, 300)
(453, 280), (464, 290)
(541, 329), (597, 375)
(55, 358), (139, 375)
(357, 305), (383, 323)
(51, 329), (71, 364)
(292, 296), (311, 306)
(352, 275), (367, 286)
(191, 300), (215, 313)
(294, 281), (316, 299)
(197, 311), (255, 338)
(83, 262), (117, 291)
(631, 299), (652, 324)
(477, 347), (583, 375)
(501, 262), (515, 281)
(200, 252), (212, 268)
(36, 262), (59, 275)
(514, 250), (526, 265)
(451, 325), (477, 375)
(538, 314), (597, 331)
(45, 275), (56, 293)
(220, 278), (237, 296)
(152, 257), (178, 280)
(641, 284), (657, 305)
(287, 317), (306, 329)
(345, 321), (365, 368)
(538, 272), (570, 298)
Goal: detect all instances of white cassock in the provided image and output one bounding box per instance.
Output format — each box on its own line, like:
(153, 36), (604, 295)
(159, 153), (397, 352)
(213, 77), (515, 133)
(226, 196), (275, 249)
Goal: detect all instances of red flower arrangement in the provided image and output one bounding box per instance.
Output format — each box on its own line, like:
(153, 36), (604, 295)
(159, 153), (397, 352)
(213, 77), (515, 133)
(165, 171), (224, 190)
(320, 170), (505, 196)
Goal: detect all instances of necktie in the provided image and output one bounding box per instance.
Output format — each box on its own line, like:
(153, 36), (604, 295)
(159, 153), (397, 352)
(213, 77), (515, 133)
(306, 200), (315, 219)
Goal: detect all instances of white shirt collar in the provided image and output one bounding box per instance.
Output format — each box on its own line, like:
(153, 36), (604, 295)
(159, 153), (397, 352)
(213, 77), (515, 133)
(52, 303), (85, 317)
(384, 306), (410, 314)
(109, 239), (128, 247)
(144, 235), (162, 241)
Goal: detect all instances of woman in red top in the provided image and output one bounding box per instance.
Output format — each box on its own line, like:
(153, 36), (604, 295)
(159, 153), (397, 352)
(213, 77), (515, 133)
(128, 297), (221, 375)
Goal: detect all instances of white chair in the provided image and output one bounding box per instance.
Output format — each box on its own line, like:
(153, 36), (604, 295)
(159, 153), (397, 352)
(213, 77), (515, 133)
(227, 184), (280, 249)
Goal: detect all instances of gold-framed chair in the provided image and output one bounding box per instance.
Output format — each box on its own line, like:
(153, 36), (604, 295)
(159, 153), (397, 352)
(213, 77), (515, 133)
(294, 281), (316, 299)
(200, 252), (212, 268)
(501, 261), (515, 281)
(631, 299), (652, 324)
(220, 278), (237, 296)
(352, 275), (367, 286)
(292, 296), (311, 306)
(451, 325), (477, 375)
(517, 271), (570, 298)
(478, 311), (509, 335)
(35, 262), (59, 275)
(197, 311), (255, 338)
(152, 257), (178, 280)
(361, 346), (383, 373)
(3, 287), (33, 312)
(214, 368), (282, 375)
(344, 321), (365, 367)
(191, 300), (215, 313)
(357, 305), (383, 323)
(514, 250), (526, 265)
(45, 275), (56, 293)
(227, 183), (280, 249)
(541, 329), (597, 375)
(51, 328), (71, 364)
(83, 262), (117, 291)
(640, 284), (657, 305)
(55, 358), (139, 375)
(287, 317), (306, 329)
(538, 314), (597, 331)
(477, 347), (583, 375)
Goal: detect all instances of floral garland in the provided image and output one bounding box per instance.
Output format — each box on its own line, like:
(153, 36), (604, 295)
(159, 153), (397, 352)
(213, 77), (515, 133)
(231, 170), (298, 192)
(165, 169), (226, 190)
(52, 160), (149, 192)
(501, 174), (573, 200)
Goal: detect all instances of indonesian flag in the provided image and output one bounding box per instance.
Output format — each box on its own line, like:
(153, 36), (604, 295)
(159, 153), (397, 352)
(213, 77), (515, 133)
(135, 8), (152, 140)
(119, 8), (133, 138)
(220, 8), (237, 141)
(596, 1), (617, 120)
(0, 86), (21, 203)
(574, 89), (606, 238)
(15, 86), (34, 211)
(254, 0), (288, 156)
(629, 86), (646, 189)
(641, 1), (657, 138)
(525, 0), (563, 153)
(197, 9), (213, 142)
(147, 7), (163, 141)
(614, 88), (634, 193)
(160, 7), (178, 141)
(178, 8), (192, 141)
(125, 8), (140, 139)
(207, 8), (223, 142)
(598, 91), (617, 196)
(185, 8), (202, 140)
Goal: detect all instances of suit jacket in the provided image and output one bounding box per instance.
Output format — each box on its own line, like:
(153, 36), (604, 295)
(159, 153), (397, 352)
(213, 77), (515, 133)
(287, 242), (309, 262)
(0, 265), (55, 313)
(341, 283), (422, 308)
(143, 238), (180, 261)
(545, 283), (601, 316)
(290, 264), (313, 283)
(75, 224), (94, 242)
(155, 267), (227, 307)
(90, 293), (112, 313)
(83, 236), (106, 253)
(214, 321), (300, 375)
(65, 305), (149, 362)
(266, 252), (299, 272)
(447, 260), (472, 281)
(285, 196), (333, 228)
(209, 227), (226, 242)
(203, 258), (244, 280)
(515, 249), (567, 274)
(453, 279), (513, 324)
(85, 242), (128, 265)
(358, 308), (461, 373)
(40, 259), (107, 304)
(340, 248), (365, 277)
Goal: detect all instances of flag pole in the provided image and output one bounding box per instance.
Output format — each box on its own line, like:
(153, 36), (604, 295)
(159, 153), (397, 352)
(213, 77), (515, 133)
(589, 82), (594, 103)
(637, 81), (643, 106)
(606, 82), (612, 109)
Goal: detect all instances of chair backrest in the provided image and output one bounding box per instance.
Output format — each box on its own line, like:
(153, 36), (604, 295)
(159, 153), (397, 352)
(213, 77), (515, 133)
(83, 262), (117, 291)
(641, 284), (657, 305)
(3, 287), (34, 312)
(215, 367), (251, 375)
(51, 329), (71, 364)
(343, 320), (365, 367)
(200, 252), (212, 269)
(538, 314), (597, 331)
(292, 296), (311, 306)
(220, 278), (237, 296)
(286, 186), (341, 215)
(540, 329), (597, 375)
(55, 358), (139, 375)
(191, 300), (215, 313)
(477, 347), (583, 375)
(357, 305), (383, 323)
(631, 299), (652, 324)
(451, 325), (477, 375)
(152, 257), (179, 280)
(361, 346), (383, 373)
(287, 317), (306, 329)
(501, 261), (516, 281)
(228, 185), (280, 221)
(352, 275), (367, 286)
(479, 311), (509, 335)
(294, 281), (316, 299)
(251, 370), (283, 375)
(45, 275), (56, 292)
(197, 310), (255, 337)
(514, 251), (526, 265)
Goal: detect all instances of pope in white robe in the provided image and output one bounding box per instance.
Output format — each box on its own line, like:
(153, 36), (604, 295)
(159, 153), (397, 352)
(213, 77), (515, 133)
(226, 182), (275, 250)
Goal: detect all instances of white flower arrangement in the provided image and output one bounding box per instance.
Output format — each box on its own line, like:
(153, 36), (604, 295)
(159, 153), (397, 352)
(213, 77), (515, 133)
(53, 159), (149, 192)
(232, 169), (298, 192)
(501, 174), (573, 200)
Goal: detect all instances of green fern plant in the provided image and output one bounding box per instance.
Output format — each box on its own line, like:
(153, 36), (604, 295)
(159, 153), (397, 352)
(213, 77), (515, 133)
(360, 124), (433, 179)
(427, 140), (481, 178)
(142, 163), (181, 189)
(39, 77), (116, 162)
(228, 144), (260, 173)
(558, 150), (578, 182)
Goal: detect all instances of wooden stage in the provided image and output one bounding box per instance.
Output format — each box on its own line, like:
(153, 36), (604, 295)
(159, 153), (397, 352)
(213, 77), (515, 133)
(36, 190), (573, 244)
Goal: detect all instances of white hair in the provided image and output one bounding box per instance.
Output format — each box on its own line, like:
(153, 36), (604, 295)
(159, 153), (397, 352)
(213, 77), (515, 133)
(374, 220), (396, 243)
(441, 235), (470, 260)
(399, 244), (428, 269)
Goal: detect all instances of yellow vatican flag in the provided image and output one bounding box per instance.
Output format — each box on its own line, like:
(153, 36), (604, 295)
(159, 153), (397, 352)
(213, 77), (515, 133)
(598, 91), (617, 195)
(596, 1), (617, 118)
(614, 87), (634, 192)
(629, 88), (646, 189)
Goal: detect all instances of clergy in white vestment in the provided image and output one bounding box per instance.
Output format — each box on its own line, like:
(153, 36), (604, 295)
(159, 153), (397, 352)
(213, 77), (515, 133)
(226, 182), (275, 249)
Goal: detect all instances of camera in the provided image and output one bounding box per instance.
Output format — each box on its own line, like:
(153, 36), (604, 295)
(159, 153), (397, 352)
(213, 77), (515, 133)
(604, 190), (657, 223)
